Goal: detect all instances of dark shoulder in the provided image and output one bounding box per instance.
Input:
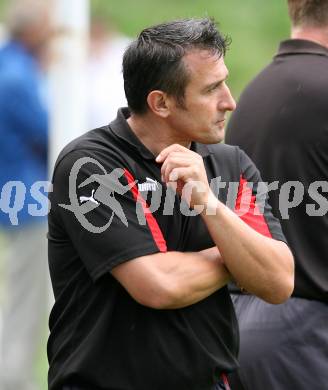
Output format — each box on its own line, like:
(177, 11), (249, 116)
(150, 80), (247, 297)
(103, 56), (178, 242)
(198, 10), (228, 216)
(54, 126), (113, 168)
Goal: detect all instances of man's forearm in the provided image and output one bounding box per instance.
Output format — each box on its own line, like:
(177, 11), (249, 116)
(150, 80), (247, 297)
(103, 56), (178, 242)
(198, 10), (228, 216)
(201, 193), (294, 304)
(155, 144), (294, 304)
(159, 248), (231, 309)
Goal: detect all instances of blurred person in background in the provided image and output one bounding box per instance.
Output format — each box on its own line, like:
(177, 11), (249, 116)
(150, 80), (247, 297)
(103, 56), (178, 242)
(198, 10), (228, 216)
(225, 0), (328, 388)
(87, 15), (131, 129)
(0, 1), (52, 389)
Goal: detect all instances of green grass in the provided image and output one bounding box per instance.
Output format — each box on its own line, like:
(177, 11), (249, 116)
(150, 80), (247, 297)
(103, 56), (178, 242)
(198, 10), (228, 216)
(35, 322), (49, 390)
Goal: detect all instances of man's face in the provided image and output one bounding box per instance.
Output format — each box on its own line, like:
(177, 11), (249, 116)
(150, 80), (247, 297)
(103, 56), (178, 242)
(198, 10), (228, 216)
(167, 49), (236, 144)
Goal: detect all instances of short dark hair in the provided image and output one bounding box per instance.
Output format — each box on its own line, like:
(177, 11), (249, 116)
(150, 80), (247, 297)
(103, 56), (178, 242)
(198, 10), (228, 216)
(288, 0), (328, 27)
(123, 18), (230, 114)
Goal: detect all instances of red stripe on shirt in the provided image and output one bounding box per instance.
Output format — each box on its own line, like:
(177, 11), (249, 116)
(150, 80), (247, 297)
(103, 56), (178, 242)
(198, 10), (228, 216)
(221, 373), (231, 390)
(124, 169), (167, 252)
(234, 175), (272, 238)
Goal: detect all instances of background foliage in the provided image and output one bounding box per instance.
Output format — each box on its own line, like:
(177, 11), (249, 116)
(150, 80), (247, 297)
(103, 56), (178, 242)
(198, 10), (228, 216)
(0, 0), (291, 98)
(90, 0), (290, 97)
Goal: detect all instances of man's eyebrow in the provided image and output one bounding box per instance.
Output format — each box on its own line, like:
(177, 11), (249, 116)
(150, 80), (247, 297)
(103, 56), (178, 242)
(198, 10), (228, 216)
(203, 74), (229, 91)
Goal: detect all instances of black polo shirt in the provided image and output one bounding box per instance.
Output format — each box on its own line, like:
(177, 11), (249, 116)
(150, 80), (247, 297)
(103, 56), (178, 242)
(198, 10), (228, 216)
(225, 39), (328, 303)
(48, 108), (286, 390)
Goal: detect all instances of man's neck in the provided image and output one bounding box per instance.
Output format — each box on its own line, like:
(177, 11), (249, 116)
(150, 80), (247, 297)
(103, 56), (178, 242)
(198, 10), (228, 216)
(291, 26), (328, 49)
(127, 112), (190, 157)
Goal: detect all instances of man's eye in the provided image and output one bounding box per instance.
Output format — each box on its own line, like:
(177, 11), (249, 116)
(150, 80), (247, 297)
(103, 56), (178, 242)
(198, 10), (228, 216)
(208, 84), (221, 93)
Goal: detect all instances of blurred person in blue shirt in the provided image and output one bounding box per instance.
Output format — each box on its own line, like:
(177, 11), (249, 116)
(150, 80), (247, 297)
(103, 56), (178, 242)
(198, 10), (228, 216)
(0, 1), (52, 389)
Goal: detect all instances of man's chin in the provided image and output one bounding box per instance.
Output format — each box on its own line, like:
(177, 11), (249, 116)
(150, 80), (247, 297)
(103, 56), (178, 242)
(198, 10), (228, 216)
(211, 127), (225, 143)
(203, 133), (224, 144)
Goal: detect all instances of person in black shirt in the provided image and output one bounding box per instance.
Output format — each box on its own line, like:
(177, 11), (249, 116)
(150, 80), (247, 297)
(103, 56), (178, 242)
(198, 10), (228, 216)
(225, 1), (328, 389)
(48, 18), (294, 390)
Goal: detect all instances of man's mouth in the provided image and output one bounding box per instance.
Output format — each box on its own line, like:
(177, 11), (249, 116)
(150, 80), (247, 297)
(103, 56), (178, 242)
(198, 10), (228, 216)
(216, 118), (225, 124)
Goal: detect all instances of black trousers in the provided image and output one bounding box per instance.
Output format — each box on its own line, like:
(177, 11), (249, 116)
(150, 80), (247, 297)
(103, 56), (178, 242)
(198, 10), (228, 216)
(229, 294), (328, 390)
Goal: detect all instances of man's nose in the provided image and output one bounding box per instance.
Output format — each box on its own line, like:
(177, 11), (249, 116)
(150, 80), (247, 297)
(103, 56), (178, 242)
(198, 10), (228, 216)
(219, 83), (236, 112)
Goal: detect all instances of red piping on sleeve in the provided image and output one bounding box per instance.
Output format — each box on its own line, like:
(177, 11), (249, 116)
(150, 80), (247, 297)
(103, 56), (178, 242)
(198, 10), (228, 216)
(234, 175), (272, 238)
(221, 373), (231, 390)
(124, 169), (167, 252)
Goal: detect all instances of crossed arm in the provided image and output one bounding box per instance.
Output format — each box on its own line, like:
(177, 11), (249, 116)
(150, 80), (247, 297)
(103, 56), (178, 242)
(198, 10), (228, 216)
(111, 247), (230, 309)
(112, 144), (294, 309)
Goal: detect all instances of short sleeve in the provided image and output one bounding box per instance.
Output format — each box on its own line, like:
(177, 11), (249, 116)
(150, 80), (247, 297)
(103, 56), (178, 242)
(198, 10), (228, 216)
(50, 150), (167, 281)
(234, 148), (287, 243)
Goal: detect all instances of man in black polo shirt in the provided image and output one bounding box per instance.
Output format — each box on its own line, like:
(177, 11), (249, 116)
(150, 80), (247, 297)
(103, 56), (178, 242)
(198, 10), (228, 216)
(225, 1), (328, 389)
(48, 18), (294, 390)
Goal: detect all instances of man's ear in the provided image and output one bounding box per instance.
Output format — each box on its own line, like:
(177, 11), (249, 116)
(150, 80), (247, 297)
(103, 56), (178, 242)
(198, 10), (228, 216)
(147, 90), (172, 118)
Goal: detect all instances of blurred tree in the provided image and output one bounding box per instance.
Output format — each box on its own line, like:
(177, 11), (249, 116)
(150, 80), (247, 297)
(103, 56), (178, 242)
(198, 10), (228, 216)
(90, 0), (290, 97)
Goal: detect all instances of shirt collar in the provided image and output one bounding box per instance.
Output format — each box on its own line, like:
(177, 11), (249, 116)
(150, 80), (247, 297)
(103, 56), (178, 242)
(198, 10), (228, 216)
(276, 39), (328, 58)
(109, 107), (155, 159)
(109, 107), (211, 159)
(191, 142), (212, 157)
